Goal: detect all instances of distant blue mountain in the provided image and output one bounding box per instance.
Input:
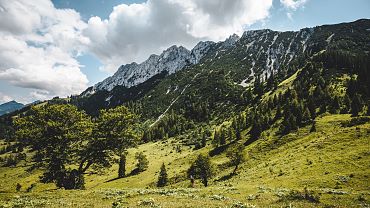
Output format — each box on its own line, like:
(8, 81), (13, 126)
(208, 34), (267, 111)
(0, 101), (24, 116)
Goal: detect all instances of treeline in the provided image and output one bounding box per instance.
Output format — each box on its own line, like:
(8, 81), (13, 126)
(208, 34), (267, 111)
(212, 115), (244, 147)
(142, 110), (194, 142)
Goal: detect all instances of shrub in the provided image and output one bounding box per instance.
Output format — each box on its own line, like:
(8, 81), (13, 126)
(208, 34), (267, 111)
(3, 155), (17, 167)
(137, 198), (160, 208)
(26, 183), (36, 192)
(16, 183), (22, 192)
(280, 187), (320, 203)
(112, 198), (127, 208)
(187, 154), (213, 187)
(135, 152), (149, 172)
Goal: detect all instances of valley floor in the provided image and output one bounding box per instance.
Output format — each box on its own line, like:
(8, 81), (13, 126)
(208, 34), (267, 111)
(0, 114), (369, 208)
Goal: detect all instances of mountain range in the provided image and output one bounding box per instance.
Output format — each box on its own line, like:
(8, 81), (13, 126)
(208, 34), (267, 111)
(0, 101), (24, 116)
(74, 19), (370, 119)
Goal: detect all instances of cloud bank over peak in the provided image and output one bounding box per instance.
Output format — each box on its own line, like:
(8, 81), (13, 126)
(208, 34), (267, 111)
(0, 0), (274, 102)
(83, 0), (273, 73)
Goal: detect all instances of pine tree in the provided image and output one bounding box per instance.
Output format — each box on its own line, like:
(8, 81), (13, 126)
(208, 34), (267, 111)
(228, 127), (235, 141)
(274, 104), (282, 120)
(212, 129), (220, 147)
(250, 121), (261, 140)
(343, 94), (351, 113)
(220, 127), (226, 145)
(253, 76), (263, 97)
(302, 107), (311, 124)
(281, 117), (291, 135)
(351, 94), (363, 117)
(330, 96), (340, 113)
(313, 85), (324, 102)
(235, 126), (241, 140)
(157, 163), (168, 187)
(289, 114), (298, 131)
(201, 133), (207, 148)
(308, 98), (316, 119)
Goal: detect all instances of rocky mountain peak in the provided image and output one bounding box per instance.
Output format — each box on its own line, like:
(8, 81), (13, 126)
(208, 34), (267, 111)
(90, 41), (215, 93)
(223, 34), (240, 47)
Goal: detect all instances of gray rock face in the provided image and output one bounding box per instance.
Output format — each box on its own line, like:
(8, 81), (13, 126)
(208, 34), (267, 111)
(86, 26), (317, 94)
(92, 41), (215, 92)
(222, 34), (240, 48)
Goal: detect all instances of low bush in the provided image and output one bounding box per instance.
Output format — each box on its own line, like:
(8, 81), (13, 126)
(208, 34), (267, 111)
(279, 187), (320, 203)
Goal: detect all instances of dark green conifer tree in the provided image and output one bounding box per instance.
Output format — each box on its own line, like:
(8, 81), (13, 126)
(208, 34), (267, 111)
(157, 163), (168, 187)
(351, 94), (363, 117)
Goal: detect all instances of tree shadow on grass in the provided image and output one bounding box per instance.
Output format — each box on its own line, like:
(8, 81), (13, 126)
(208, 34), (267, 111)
(104, 168), (141, 183)
(214, 172), (235, 182)
(209, 140), (238, 157)
(105, 177), (120, 183)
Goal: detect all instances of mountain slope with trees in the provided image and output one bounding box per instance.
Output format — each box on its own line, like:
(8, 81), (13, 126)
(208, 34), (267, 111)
(0, 101), (24, 116)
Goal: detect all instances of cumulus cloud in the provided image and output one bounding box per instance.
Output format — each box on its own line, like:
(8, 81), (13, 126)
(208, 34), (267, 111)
(0, 92), (12, 103)
(83, 0), (273, 72)
(0, 0), (89, 100)
(280, 0), (308, 10)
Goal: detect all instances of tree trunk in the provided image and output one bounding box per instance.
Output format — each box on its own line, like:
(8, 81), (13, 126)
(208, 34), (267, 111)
(233, 164), (238, 175)
(203, 177), (208, 187)
(118, 153), (126, 178)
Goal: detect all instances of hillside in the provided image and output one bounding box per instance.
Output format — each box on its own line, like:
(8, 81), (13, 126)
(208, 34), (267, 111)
(0, 101), (24, 116)
(0, 114), (369, 207)
(0, 19), (369, 208)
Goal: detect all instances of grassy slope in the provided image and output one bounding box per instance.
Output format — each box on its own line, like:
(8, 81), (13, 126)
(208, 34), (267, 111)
(1, 58), (369, 208)
(0, 114), (369, 207)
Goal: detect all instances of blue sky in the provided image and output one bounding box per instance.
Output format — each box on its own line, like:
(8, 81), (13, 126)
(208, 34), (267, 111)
(0, 0), (369, 104)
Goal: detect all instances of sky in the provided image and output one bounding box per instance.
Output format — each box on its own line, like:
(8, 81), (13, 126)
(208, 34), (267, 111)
(0, 0), (369, 104)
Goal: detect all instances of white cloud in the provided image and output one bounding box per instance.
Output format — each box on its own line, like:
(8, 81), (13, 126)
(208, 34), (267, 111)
(0, 0), (89, 100)
(0, 92), (12, 103)
(83, 0), (273, 72)
(0, 35), (88, 96)
(280, 0), (308, 10)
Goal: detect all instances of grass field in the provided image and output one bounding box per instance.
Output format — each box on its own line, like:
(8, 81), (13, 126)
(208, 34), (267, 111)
(0, 114), (369, 207)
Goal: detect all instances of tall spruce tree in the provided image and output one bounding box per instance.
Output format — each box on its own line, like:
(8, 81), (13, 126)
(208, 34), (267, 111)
(157, 163), (168, 187)
(250, 121), (262, 140)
